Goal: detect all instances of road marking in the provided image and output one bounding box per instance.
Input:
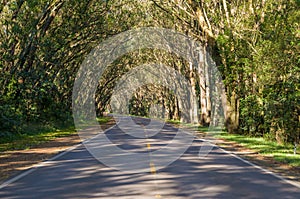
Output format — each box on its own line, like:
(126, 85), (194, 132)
(144, 129), (161, 198)
(2, 117), (298, 195)
(147, 148), (161, 198)
(0, 122), (119, 190)
(0, 143), (82, 190)
(149, 161), (157, 174)
(147, 143), (151, 149)
(199, 138), (300, 189)
(222, 148), (300, 189)
(145, 137), (157, 175)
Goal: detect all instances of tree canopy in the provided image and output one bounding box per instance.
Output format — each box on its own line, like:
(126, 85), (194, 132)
(0, 0), (299, 145)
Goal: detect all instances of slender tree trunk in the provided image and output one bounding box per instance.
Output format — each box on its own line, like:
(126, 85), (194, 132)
(198, 48), (210, 126)
(189, 62), (199, 124)
(223, 90), (239, 133)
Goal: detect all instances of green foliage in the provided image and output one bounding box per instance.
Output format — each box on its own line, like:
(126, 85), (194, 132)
(0, 104), (22, 136)
(239, 95), (264, 136)
(217, 132), (300, 167)
(0, 0), (299, 146)
(0, 126), (74, 152)
(213, 0), (300, 144)
(0, 116), (110, 152)
(0, 0), (111, 134)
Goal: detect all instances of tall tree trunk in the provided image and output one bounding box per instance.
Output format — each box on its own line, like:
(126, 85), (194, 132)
(224, 90), (240, 133)
(198, 48), (210, 126)
(189, 62), (199, 124)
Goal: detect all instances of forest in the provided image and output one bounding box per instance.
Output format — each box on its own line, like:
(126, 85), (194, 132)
(0, 0), (299, 145)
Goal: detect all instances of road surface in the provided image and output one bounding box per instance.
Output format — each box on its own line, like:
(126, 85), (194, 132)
(0, 117), (299, 198)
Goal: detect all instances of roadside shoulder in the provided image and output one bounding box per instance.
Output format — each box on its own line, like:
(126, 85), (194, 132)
(214, 137), (300, 187)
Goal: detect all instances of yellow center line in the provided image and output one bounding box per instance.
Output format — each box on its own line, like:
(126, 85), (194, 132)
(146, 142), (161, 198)
(146, 142), (156, 174)
(144, 127), (161, 198)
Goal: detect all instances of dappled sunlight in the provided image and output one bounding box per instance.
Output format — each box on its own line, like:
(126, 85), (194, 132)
(1, 118), (300, 198)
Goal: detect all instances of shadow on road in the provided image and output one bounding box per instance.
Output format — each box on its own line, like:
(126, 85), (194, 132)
(0, 118), (299, 198)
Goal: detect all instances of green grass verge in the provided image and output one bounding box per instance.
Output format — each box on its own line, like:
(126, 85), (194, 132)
(96, 116), (111, 124)
(0, 127), (76, 152)
(166, 119), (181, 125)
(214, 131), (300, 167)
(0, 116), (111, 152)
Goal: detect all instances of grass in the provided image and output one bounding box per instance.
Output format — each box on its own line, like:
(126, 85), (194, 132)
(166, 119), (181, 125)
(96, 116), (111, 124)
(0, 116), (111, 152)
(3, 115), (298, 168)
(0, 127), (75, 152)
(167, 119), (202, 129)
(214, 131), (300, 167)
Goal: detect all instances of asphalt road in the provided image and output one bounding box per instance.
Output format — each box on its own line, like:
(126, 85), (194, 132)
(0, 117), (300, 199)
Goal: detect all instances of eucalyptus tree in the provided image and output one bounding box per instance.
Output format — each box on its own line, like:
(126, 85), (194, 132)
(0, 0), (111, 131)
(1, 0), (298, 145)
(151, 0), (299, 144)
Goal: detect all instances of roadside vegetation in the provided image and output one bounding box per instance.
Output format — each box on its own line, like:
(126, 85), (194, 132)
(209, 129), (300, 167)
(197, 126), (300, 167)
(0, 116), (110, 152)
(0, 1), (299, 158)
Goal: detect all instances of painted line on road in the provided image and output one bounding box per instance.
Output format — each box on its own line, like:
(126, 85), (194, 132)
(3, 118), (297, 192)
(0, 121), (119, 190)
(144, 125), (161, 198)
(147, 144), (162, 199)
(0, 143), (82, 190)
(199, 138), (300, 189)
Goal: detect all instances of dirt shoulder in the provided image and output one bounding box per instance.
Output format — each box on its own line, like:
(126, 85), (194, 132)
(0, 119), (116, 183)
(215, 138), (300, 184)
(1, 121), (300, 187)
